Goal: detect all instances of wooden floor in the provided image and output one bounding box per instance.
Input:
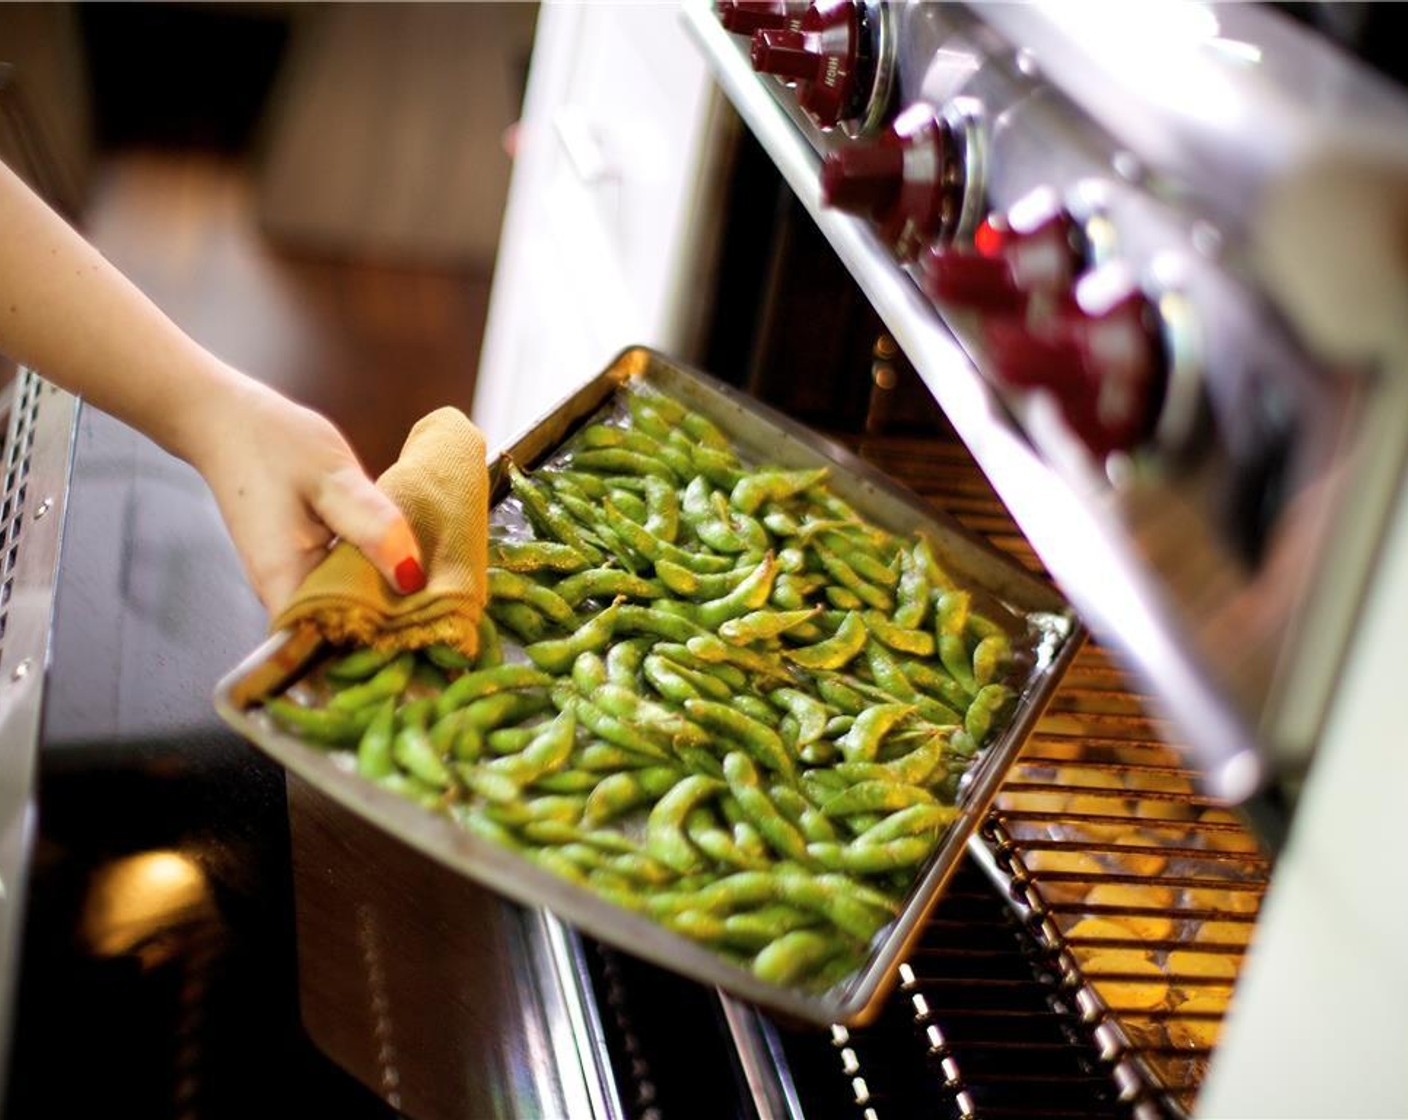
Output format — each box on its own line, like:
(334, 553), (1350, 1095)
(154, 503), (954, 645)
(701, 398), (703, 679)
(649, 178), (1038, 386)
(84, 150), (492, 475)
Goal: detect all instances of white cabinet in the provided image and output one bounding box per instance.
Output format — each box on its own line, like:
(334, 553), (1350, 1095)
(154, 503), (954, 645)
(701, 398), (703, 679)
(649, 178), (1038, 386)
(473, 2), (726, 449)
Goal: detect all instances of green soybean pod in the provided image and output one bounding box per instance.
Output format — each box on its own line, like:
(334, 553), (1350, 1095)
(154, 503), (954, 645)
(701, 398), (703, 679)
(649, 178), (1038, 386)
(824, 586), (864, 611)
(733, 694), (782, 729)
(531, 769), (602, 795)
(544, 468), (611, 500)
(889, 543), (932, 631)
(375, 772), (443, 811)
(685, 699), (795, 780)
(719, 607), (820, 645)
(762, 509), (801, 538)
(651, 653), (734, 702)
(685, 634), (793, 684)
(799, 741), (838, 766)
(964, 683), (1015, 746)
(325, 646), (398, 684)
(573, 698), (671, 761)
(486, 569), (577, 627)
(862, 610), (935, 657)
(487, 600), (549, 644)
(913, 533), (956, 592)
(722, 754), (811, 864)
(814, 546), (893, 612)
(605, 637), (652, 688)
(572, 651), (610, 694)
(523, 599), (624, 674)
(485, 726), (537, 755)
(615, 604), (707, 644)
(327, 651), (416, 712)
(555, 569), (663, 609)
(428, 708), (477, 761)
(805, 837), (932, 875)
(935, 589), (972, 637)
(392, 721), (453, 789)
(820, 780), (937, 817)
(720, 906), (817, 952)
(595, 683), (711, 749)
(506, 460), (603, 563)
(854, 803), (959, 847)
(837, 703), (914, 764)
(454, 762), (521, 805)
(784, 611), (867, 670)
(694, 552), (778, 631)
(462, 690), (553, 732)
(488, 539), (591, 575)
(569, 447), (679, 482)
(646, 774), (725, 873)
(680, 407), (733, 451)
(773, 872), (891, 941)
(813, 674), (868, 715)
(642, 654), (702, 704)
(730, 467), (830, 515)
(423, 643), (474, 674)
(355, 699), (398, 779)
(768, 688), (830, 747)
(473, 614), (506, 670)
(972, 633), (1013, 686)
(489, 710), (577, 784)
(604, 487), (648, 523)
(435, 663), (555, 719)
(938, 632), (979, 695)
(642, 475), (681, 542)
(815, 531), (898, 588)
(626, 398), (674, 441)
(577, 742), (651, 772)
(264, 697), (378, 746)
(899, 657), (974, 712)
(654, 642), (748, 691)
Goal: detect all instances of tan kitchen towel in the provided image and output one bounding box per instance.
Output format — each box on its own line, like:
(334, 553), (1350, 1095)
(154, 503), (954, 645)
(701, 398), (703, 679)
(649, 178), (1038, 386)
(271, 407), (489, 657)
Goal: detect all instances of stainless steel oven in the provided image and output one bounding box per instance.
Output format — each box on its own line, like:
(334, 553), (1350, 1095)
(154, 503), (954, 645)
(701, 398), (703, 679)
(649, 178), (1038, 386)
(5, 3), (1408, 1118)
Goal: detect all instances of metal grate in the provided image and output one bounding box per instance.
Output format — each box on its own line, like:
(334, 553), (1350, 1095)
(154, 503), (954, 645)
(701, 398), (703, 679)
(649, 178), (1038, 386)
(855, 428), (1267, 1118)
(0, 370), (42, 657)
(761, 860), (1131, 1120)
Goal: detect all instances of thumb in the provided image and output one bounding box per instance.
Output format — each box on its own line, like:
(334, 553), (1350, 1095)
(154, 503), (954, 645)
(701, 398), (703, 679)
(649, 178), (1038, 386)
(314, 468), (426, 594)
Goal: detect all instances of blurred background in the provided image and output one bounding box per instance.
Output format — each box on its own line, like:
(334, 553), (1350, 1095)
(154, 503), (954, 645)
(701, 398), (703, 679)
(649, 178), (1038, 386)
(0, 1), (539, 474)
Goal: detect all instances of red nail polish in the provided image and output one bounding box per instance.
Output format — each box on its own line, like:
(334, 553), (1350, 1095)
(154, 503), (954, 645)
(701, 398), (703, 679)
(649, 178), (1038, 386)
(394, 557), (426, 594)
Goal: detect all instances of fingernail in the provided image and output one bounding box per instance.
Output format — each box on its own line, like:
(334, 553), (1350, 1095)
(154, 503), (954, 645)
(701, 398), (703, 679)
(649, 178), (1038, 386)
(394, 557), (426, 594)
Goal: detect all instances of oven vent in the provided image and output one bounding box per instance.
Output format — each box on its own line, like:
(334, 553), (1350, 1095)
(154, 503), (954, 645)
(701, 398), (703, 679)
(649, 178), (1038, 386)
(0, 369), (42, 660)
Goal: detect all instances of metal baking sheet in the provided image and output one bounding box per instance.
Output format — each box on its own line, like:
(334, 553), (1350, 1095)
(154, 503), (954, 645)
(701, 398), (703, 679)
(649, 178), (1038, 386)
(215, 345), (1084, 1026)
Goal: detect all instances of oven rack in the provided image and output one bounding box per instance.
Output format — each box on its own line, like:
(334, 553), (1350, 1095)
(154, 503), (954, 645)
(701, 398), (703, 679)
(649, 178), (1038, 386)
(856, 429), (1268, 1117)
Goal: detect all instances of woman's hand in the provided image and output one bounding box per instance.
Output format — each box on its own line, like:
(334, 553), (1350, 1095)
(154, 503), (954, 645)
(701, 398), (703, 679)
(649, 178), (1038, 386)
(186, 374), (425, 614)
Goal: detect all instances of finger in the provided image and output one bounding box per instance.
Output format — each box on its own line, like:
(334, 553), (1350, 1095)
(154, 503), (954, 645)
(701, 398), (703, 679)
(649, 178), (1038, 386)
(314, 468), (425, 594)
(259, 552), (321, 616)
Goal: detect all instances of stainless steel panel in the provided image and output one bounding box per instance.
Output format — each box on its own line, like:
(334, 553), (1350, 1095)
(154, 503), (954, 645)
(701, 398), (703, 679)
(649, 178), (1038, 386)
(0, 371), (79, 1106)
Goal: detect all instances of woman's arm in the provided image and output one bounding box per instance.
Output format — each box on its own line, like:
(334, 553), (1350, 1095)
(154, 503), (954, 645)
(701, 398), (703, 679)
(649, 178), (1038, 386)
(0, 160), (424, 612)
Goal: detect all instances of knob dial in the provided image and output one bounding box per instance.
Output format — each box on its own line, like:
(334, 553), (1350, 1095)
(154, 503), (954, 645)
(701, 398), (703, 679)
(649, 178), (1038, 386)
(984, 266), (1168, 458)
(922, 189), (1086, 312)
(718, 0), (797, 35)
(820, 104), (957, 258)
(750, 0), (872, 128)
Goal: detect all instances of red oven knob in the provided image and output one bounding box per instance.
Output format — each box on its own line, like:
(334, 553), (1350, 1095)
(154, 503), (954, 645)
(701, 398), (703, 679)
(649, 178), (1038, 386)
(750, 0), (870, 128)
(921, 189), (1087, 312)
(984, 266), (1167, 458)
(819, 104), (957, 258)
(718, 1), (797, 34)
